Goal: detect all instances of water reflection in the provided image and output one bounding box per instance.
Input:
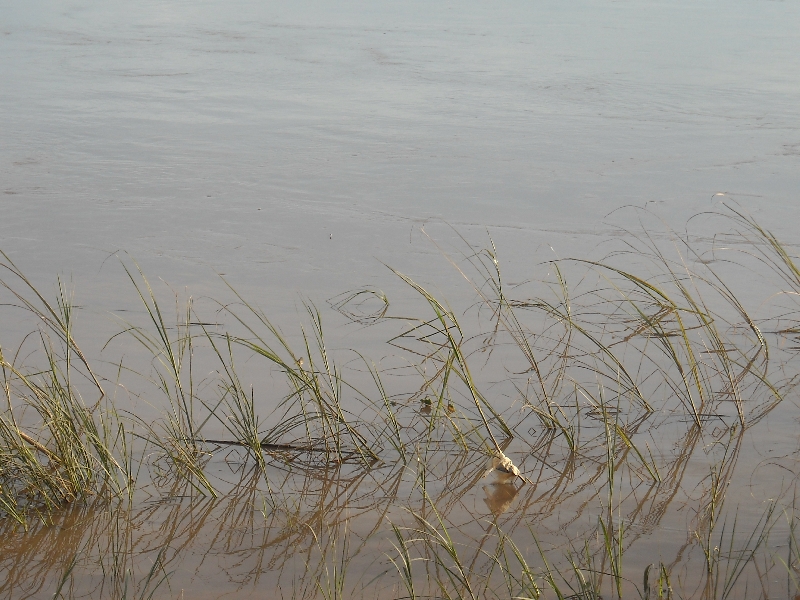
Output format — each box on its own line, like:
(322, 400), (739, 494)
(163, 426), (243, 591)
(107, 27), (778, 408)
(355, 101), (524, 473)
(0, 412), (773, 599)
(3, 209), (800, 598)
(482, 478), (519, 516)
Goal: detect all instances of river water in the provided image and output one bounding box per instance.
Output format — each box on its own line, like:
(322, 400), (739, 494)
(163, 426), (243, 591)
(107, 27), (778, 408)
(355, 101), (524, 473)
(2, 0), (799, 305)
(2, 1), (800, 598)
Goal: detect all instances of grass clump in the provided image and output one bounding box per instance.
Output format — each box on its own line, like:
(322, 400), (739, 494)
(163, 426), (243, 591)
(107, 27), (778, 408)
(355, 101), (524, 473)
(0, 253), (129, 527)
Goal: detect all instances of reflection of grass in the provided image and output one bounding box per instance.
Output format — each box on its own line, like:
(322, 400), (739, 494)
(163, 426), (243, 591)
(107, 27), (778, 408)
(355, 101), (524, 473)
(2, 206), (800, 597)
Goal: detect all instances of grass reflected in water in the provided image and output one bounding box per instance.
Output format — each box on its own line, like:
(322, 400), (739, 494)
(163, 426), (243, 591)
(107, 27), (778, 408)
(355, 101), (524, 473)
(3, 206), (800, 599)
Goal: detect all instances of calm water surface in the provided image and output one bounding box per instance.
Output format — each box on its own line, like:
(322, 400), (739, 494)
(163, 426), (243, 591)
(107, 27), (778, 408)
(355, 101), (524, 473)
(2, 0), (799, 301)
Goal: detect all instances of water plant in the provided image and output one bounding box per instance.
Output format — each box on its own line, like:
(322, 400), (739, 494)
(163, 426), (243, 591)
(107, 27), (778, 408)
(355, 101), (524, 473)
(1, 206), (799, 598)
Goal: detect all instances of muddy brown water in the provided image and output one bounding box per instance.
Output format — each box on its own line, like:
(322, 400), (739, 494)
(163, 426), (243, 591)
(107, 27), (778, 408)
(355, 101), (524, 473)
(2, 1), (800, 598)
(2, 249), (800, 599)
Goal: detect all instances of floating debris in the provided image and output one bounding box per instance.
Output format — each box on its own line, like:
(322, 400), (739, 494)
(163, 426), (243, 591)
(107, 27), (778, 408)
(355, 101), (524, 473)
(485, 451), (531, 484)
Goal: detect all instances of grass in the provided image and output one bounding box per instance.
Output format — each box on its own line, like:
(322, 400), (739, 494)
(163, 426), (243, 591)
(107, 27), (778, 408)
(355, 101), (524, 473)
(1, 205), (800, 598)
(0, 254), (128, 527)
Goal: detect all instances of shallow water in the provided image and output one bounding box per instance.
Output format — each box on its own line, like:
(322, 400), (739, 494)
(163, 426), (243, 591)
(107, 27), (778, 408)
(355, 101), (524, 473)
(2, 1), (800, 598)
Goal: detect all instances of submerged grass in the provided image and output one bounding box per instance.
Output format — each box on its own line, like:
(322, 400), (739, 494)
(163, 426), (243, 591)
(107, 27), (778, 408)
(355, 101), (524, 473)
(1, 206), (800, 598)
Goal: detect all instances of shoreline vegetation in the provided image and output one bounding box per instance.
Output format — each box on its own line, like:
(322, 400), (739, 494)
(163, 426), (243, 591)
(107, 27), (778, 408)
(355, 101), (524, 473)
(2, 205), (800, 599)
